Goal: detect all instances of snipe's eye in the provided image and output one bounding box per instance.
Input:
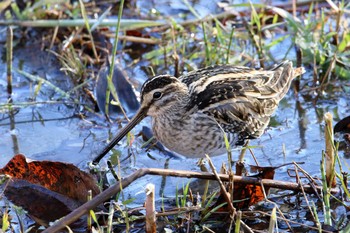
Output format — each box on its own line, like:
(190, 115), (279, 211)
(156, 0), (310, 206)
(153, 91), (162, 100)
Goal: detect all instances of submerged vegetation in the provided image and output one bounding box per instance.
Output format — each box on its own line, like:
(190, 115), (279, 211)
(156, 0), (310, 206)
(0, 0), (350, 232)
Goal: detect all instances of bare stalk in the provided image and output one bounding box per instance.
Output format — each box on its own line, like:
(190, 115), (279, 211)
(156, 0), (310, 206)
(324, 112), (336, 188)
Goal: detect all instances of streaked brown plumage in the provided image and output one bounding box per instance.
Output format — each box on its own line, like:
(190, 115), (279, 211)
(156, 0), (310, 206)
(93, 60), (304, 163)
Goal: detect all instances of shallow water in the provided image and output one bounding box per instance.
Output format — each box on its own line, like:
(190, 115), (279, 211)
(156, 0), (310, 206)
(1, 44), (349, 208)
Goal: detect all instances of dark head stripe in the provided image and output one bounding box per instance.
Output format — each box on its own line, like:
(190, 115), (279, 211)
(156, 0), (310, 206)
(141, 75), (178, 94)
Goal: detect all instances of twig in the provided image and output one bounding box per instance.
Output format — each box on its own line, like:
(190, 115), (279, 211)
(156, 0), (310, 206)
(103, 34), (161, 44)
(292, 162), (322, 201)
(294, 165), (318, 225)
(0, 19), (164, 29)
(206, 155), (236, 215)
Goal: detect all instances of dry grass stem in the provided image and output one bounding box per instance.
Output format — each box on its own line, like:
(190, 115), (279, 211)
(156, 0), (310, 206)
(324, 112), (336, 188)
(206, 155), (236, 216)
(145, 184), (156, 233)
(293, 165), (318, 224)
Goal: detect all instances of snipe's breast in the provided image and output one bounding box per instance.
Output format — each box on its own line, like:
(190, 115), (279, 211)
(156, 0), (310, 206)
(152, 112), (237, 157)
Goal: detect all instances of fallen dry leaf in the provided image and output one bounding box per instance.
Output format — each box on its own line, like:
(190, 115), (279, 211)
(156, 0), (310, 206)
(233, 163), (275, 209)
(3, 178), (86, 229)
(215, 163), (276, 210)
(0, 154), (100, 202)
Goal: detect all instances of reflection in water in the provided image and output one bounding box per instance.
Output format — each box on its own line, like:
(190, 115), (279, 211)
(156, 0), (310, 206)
(159, 157), (170, 198)
(7, 27), (19, 155)
(295, 100), (307, 152)
(8, 106), (19, 155)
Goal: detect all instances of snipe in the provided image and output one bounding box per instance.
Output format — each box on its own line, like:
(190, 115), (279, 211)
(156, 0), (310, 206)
(93, 61), (304, 163)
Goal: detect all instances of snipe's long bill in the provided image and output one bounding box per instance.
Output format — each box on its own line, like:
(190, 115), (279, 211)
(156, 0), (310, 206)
(93, 61), (304, 164)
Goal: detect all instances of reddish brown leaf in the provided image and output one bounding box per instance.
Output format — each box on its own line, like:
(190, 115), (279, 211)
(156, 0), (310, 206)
(0, 154), (100, 202)
(232, 166), (275, 209)
(126, 30), (150, 38)
(215, 164), (276, 210)
(4, 178), (86, 230)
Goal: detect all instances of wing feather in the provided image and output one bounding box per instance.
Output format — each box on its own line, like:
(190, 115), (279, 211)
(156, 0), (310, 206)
(183, 61), (296, 142)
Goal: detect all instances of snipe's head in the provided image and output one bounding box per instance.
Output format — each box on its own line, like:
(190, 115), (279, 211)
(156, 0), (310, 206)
(139, 75), (188, 117)
(92, 75), (187, 164)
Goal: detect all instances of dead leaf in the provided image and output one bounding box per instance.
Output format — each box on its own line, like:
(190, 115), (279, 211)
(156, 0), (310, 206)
(0, 154), (100, 202)
(215, 163), (276, 210)
(126, 30), (150, 38)
(233, 164), (275, 209)
(4, 178), (86, 230)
